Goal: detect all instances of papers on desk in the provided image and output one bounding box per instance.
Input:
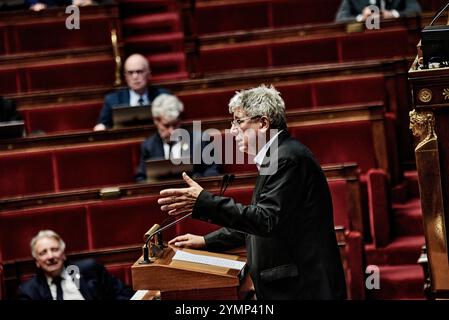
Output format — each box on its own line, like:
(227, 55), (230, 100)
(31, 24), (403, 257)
(173, 250), (245, 270)
(130, 290), (148, 300)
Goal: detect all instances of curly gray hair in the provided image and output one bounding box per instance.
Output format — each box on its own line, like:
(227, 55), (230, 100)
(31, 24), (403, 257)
(151, 93), (184, 122)
(30, 230), (66, 259)
(228, 84), (287, 129)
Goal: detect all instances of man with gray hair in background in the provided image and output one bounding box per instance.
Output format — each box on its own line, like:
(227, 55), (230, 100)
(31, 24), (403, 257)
(158, 85), (347, 300)
(18, 230), (133, 300)
(135, 93), (220, 182)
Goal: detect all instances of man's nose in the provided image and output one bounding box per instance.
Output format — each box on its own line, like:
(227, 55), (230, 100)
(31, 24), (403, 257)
(230, 125), (239, 136)
(44, 252), (55, 261)
(167, 126), (175, 136)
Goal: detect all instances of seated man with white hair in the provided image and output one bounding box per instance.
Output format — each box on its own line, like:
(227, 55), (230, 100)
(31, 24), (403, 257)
(18, 230), (134, 300)
(135, 93), (221, 182)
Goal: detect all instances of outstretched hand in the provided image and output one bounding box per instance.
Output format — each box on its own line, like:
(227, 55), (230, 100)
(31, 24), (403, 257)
(168, 233), (206, 249)
(158, 172), (203, 216)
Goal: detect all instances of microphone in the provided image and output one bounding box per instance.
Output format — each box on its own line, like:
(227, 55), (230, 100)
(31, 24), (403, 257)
(221, 174), (235, 195)
(219, 174), (229, 195)
(429, 1), (449, 26)
(140, 174), (235, 264)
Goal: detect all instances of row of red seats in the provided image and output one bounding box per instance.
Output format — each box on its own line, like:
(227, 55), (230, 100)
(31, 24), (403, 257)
(199, 28), (414, 74)
(18, 74), (387, 134)
(0, 140), (141, 198)
(194, 0), (341, 35)
(0, 27), (412, 95)
(0, 5), (121, 56)
(0, 55), (115, 95)
(0, 105), (394, 199)
(0, 171), (365, 298)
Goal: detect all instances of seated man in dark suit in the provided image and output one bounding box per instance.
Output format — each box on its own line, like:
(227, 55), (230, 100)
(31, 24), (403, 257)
(94, 54), (169, 131)
(18, 230), (134, 300)
(335, 0), (421, 22)
(135, 93), (221, 182)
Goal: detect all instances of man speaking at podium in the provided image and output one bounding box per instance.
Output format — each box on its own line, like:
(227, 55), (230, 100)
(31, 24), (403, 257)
(158, 85), (346, 300)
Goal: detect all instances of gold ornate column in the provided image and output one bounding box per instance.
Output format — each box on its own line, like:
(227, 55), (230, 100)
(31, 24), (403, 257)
(409, 109), (449, 296)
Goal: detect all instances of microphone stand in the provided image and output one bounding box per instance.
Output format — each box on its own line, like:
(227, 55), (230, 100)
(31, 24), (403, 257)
(139, 174), (235, 264)
(429, 1), (449, 26)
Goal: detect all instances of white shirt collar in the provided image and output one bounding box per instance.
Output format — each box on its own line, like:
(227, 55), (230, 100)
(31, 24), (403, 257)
(129, 89), (149, 106)
(254, 130), (283, 171)
(45, 269), (66, 287)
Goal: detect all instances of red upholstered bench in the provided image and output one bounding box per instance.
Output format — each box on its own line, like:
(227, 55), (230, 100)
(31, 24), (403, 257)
(177, 75), (386, 121)
(289, 121), (377, 175)
(0, 69), (19, 95)
(21, 102), (103, 134)
(0, 7), (120, 55)
(199, 28), (411, 74)
(0, 56), (115, 94)
(195, 0), (341, 35)
(0, 150), (55, 198)
(0, 204), (89, 261)
(23, 58), (115, 93)
(87, 196), (177, 250)
(340, 28), (411, 62)
(54, 141), (141, 190)
(0, 140), (141, 198)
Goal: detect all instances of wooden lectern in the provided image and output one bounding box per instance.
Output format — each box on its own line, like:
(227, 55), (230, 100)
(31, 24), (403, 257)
(131, 246), (253, 300)
(408, 50), (449, 298)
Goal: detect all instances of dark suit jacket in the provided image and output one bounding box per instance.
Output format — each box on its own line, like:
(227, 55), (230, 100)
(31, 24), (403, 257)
(0, 97), (22, 122)
(193, 130), (347, 300)
(135, 130), (221, 182)
(97, 86), (169, 128)
(335, 0), (421, 22)
(18, 259), (134, 300)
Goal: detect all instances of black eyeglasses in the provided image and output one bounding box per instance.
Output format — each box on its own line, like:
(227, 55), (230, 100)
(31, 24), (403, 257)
(231, 116), (261, 128)
(125, 69), (148, 76)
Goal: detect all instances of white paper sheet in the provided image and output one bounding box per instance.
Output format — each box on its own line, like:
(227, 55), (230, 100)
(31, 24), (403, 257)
(172, 250), (245, 270)
(130, 290), (149, 300)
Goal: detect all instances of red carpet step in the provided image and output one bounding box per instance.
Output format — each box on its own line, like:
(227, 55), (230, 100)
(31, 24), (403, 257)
(367, 264), (424, 300)
(148, 52), (187, 80)
(365, 235), (424, 266)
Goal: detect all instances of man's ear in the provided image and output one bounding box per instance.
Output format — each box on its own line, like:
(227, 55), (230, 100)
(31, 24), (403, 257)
(260, 116), (270, 132)
(35, 260), (41, 269)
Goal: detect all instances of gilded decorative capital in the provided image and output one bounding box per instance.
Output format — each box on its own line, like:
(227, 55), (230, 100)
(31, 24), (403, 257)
(409, 109), (437, 147)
